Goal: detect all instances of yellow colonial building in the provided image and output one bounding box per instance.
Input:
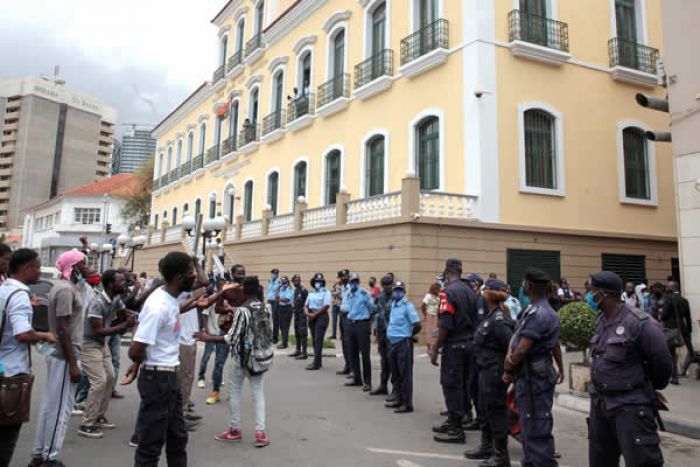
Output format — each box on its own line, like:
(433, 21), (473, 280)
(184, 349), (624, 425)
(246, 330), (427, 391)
(144, 0), (677, 297)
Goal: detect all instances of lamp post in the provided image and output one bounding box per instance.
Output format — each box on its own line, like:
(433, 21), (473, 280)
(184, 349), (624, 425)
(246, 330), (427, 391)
(118, 233), (147, 272)
(182, 213), (225, 266)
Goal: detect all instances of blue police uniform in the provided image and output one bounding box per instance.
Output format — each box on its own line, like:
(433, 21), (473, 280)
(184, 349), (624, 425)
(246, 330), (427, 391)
(338, 282), (351, 373)
(345, 284), (374, 386)
(510, 298), (560, 467)
(305, 280), (331, 369)
(291, 284), (309, 357)
(267, 275), (281, 343)
(588, 304), (672, 466)
(372, 287), (394, 394)
(276, 283), (295, 348)
(386, 298), (421, 409)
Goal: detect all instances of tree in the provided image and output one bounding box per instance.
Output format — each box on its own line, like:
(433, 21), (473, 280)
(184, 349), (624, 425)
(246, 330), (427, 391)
(120, 157), (154, 229)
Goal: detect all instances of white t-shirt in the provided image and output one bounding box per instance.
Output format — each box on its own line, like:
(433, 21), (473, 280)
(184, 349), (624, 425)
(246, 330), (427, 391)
(133, 287), (181, 367)
(179, 308), (199, 346)
(204, 306), (220, 335)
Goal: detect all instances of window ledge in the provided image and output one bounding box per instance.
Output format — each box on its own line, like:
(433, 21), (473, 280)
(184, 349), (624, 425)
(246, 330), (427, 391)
(286, 115), (314, 132)
(316, 97), (350, 118)
(398, 48), (449, 78)
(245, 47), (266, 65)
(238, 141), (259, 154)
(519, 186), (565, 197)
(510, 40), (571, 66)
(221, 150), (240, 163)
(352, 76), (393, 101)
(227, 64), (244, 79)
(620, 197), (657, 207)
(260, 128), (286, 144)
(207, 160), (223, 171)
(211, 78), (228, 92)
(193, 168), (207, 178)
(609, 66), (658, 88)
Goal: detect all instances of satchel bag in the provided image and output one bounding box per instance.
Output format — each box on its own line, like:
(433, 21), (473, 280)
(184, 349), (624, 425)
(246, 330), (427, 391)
(663, 327), (683, 348)
(0, 289), (35, 426)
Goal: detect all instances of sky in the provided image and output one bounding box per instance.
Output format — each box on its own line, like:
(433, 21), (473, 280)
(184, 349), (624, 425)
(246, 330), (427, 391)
(0, 0), (223, 137)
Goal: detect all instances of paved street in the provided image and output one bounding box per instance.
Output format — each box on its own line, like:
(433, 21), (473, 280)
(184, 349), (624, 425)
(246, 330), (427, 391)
(13, 344), (700, 467)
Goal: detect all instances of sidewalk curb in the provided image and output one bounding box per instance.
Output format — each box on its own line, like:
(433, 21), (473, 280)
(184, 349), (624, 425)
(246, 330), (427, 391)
(555, 393), (700, 440)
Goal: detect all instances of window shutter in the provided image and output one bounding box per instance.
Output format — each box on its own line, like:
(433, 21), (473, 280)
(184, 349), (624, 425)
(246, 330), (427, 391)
(507, 249), (561, 294)
(601, 254), (645, 284)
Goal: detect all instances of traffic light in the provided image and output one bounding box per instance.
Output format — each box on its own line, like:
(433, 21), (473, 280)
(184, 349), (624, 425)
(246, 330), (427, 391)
(106, 223), (112, 234)
(635, 93), (671, 142)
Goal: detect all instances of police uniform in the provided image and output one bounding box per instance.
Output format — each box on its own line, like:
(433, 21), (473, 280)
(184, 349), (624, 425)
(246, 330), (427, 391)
(465, 279), (514, 466)
(467, 279), (487, 430)
(370, 276), (394, 396)
(509, 294), (560, 467)
(290, 277), (309, 359)
(336, 270), (352, 375)
(305, 274), (332, 370)
(587, 271), (672, 467)
(344, 273), (374, 389)
(276, 278), (295, 349)
(267, 270), (281, 343)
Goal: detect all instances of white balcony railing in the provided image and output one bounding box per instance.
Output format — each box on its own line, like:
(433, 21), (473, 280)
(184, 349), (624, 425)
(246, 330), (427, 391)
(165, 225), (182, 242)
(302, 206), (336, 231)
(241, 220), (263, 239)
(419, 192), (478, 219)
(268, 214), (294, 236)
(347, 191), (402, 224)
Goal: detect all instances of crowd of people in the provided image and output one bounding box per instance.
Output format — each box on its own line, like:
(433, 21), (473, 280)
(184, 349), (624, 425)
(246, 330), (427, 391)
(0, 240), (696, 467)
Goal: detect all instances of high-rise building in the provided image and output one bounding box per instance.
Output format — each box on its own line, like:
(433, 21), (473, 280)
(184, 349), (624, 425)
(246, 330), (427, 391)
(114, 129), (156, 174)
(0, 76), (117, 231)
(111, 138), (122, 175)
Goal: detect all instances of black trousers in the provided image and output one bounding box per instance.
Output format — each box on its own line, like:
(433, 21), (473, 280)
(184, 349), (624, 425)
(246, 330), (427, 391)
(294, 308), (308, 353)
(588, 400), (664, 467)
(0, 424), (21, 467)
(478, 365), (508, 439)
(135, 369), (188, 467)
(440, 339), (473, 427)
(339, 312), (350, 371)
(348, 319), (372, 385)
(278, 305), (293, 347)
(388, 338), (414, 407)
(469, 353), (483, 420)
(308, 311), (329, 367)
(270, 301), (279, 343)
(376, 329), (392, 388)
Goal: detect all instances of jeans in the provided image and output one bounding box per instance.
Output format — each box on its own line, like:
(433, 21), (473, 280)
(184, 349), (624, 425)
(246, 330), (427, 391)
(309, 312), (329, 367)
(134, 369), (187, 467)
(108, 333), (121, 391)
(0, 424), (21, 467)
(75, 370), (90, 403)
(212, 336), (229, 392)
(198, 342), (216, 381)
(228, 359), (265, 431)
(331, 305), (341, 338)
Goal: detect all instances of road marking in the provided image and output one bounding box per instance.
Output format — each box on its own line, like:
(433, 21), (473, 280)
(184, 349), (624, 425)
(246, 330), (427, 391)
(368, 447), (528, 466)
(396, 459), (423, 467)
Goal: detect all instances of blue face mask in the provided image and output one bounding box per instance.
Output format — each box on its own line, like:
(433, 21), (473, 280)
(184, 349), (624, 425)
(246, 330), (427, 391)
(271, 273), (278, 280)
(76, 272), (85, 283)
(392, 290), (405, 302)
(315, 283), (322, 290)
(587, 291), (601, 312)
(350, 282), (359, 292)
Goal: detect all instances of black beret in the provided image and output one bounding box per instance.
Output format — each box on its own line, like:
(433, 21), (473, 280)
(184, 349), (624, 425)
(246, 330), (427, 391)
(524, 268), (551, 285)
(484, 278), (507, 291)
(445, 258), (462, 270)
(589, 271), (623, 294)
(380, 275), (394, 286)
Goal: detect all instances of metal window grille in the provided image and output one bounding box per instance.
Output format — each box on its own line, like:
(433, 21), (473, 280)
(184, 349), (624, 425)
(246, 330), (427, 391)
(524, 109), (556, 189)
(622, 127), (650, 199)
(608, 38), (659, 75)
(400, 18), (449, 65)
(508, 9), (569, 52)
(317, 74), (350, 108)
(417, 117), (439, 190)
(354, 49), (394, 89)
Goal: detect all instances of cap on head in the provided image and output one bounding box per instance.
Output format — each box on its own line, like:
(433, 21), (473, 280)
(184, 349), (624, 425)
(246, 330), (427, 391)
(281, 275), (289, 283)
(380, 275), (394, 286)
(524, 268), (551, 286)
(445, 258), (462, 272)
(392, 281), (406, 291)
(589, 271), (623, 294)
(311, 272), (325, 287)
(465, 273), (484, 285)
(349, 272), (360, 282)
(271, 268), (279, 274)
(484, 278), (507, 291)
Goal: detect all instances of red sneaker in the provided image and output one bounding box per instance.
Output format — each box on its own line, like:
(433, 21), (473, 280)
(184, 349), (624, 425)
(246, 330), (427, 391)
(215, 428), (242, 442)
(255, 431), (270, 447)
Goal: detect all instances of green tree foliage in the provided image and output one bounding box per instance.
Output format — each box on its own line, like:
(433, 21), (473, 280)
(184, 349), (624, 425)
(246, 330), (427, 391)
(559, 301), (597, 364)
(120, 156), (154, 229)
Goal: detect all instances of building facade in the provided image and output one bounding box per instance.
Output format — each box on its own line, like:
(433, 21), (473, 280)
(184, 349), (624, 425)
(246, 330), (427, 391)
(0, 76), (116, 231)
(146, 0), (677, 295)
(113, 129), (157, 174)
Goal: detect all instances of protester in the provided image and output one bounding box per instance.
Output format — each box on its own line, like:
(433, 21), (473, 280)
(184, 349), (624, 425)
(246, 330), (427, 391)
(367, 277), (381, 299)
(661, 280), (693, 385)
(649, 282), (665, 321)
(556, 278), (575, 306)
(0, 242), (12, 284)
(621, 281), (641, 309)
(420, 283), (440, 352)
(0, 249), (55, 467)
(505, 285), (521, 320)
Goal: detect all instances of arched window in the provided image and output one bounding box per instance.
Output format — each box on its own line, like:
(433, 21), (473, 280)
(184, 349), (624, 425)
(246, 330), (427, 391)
(219, 35), (228, 67)
(273, 71), (284, 114)
(157, 152), (164, 177)
(236, 19), (246, 53)
(267, 171), (279, 215)
(183, 202), (189, 217)
(332, 29), (346, 78)
(294, 161), (307, 202)
(229, 101), (239, 140)
(298, 51), (312, 93)
(172, 207), (178, 226)
(198, 122), (207, 155)
(365, 136), (385, 196)
(162, 210), (168, 224)
(523, 109), (556, 189)
(254, 1), (265, 35)
(416, 117), (439, 190)
(418, 0), (437, 28)
(250, 87), (260, 123)
(371, 2), (387, 55)
(214, 116), (223, 146)
(154, 213), (159, 229)
(244, 180), (254, 221)
(194, 199), (202, 220)
(186, 132), (194, 162)
(166, 146), (173, 174)
(622, 127), (650, 200)
(209, 194), (217, 218)
(223, 185), (235, 224)
(325, 150), (341, 205)
(176, 139), (183, 168)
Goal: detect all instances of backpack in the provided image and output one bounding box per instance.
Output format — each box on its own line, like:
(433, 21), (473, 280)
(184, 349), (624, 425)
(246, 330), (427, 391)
(228, 300), (274, 375)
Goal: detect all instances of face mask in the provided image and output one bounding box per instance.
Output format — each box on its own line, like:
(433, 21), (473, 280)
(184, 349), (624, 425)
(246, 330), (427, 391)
(315, 283), (322, 290)
(271, 273), (278, 280)
(587, 291), (602, 312)
(392, 290), (405, 301)
(350, 282), (359, 292)
(383, 287), (392, 295)
(86, 275), (101, 287)
(75, 273), (85, 283)
(182, 275), (196, 292)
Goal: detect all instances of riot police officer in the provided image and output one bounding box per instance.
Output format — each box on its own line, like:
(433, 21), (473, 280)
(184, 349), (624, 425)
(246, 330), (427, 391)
(370, 275), (395, 397)
(430, 258), (478, 444)
(587, 271), (672, 467)
(289, 274), (309, 360)
(465, 278), (514, 466)
(503, 269), (561, 467)
(304, 273), (331, 370)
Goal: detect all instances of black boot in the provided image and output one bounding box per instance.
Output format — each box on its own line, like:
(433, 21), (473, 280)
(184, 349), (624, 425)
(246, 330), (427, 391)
(289, 348), (301, 357)
(480, 437), (510, 467)
(295, 352), (308, 360)
(433, 425), (465, 444)
(464, 428), (493, 460)
(369, 385), (388, 396)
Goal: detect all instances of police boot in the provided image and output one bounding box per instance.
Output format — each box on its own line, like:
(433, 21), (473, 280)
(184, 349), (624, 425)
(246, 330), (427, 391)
(289, 348), (301, 357)
(369, 385), (388, 396)
(464, 415), (482, 431)
(479, 437), (510, 467)
(464, 427), (493, 460)
(385, 388), (399, 403)
(433, 425), (465, 444)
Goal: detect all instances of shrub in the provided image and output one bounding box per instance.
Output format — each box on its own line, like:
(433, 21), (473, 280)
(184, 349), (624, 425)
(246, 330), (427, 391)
(559, 301), (597, 363)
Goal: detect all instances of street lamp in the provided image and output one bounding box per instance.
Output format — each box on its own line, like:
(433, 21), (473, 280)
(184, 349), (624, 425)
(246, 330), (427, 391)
(183, 213), (225, 265)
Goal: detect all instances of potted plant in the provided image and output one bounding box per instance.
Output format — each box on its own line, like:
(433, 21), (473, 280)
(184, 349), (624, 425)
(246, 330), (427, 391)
(559, 301), (597, 397)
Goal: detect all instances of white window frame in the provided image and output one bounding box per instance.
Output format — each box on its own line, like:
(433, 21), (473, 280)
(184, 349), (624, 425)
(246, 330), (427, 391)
(264, 167), (281, 214)
(235, 16), (247, 53)
(295, 45), (315, 91)
(241, 177), (256, 219)
(410, 0), (445, 30)
(222, 183), (236, 224)
(74, 207), (101, 225)
(253, 0), (266, 35)
(320, 144), (345, 206)
(511, 0), (558, 18)
(186, 131), (194, 162)
(269, 66), (287, 113)
(408, 108), (446, 192)
(166, 145), (173, 173)
(616, 120), (658, 206)
(609, 0), (648, 44)
(360, 129), (390, 197)
(517, 101), (566, 197)
(248, 85), (261, 121)
(290, 156), (310, 208)
(198, 122), (207, 155)
(156, 151), (164, 178)
(326, 24), (349, 80)
(362, 0), (392, 59)
(175, 138), (183, 168)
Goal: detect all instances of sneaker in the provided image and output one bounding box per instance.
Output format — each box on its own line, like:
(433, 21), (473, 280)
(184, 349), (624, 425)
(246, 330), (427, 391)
(255, 431), (270, 447)
(206, 391), (220, 405)
(128, 433), (139, 447)
(77, 425), (104, 439)
(95, 416), (116, 429)
(215, 427), (242, 442)
(71, 408), (84, 417)
(197, 379), (205, 388)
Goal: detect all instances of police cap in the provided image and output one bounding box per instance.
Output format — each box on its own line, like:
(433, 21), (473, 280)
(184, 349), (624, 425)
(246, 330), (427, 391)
(271, 268), (279, 274)
(380, 275), (394, 286)
(524, 268), (551, 285)
(349, 272), (360, 282)
(484, 278), (507, 291)
(337, 269), (350, 279)
(445, 258), (462, 272)
(392, 281), (406, 291)
(280, 276), (289, 284)
(465, 273), (484, 285)
(589, 271), (623, 294)
(311, 273), (325, 287)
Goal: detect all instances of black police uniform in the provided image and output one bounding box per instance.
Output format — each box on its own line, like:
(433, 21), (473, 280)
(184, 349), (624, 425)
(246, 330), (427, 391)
(372, 285), (394, 395)
(290, 284), (309, 358)
(465, 292), (487, 429)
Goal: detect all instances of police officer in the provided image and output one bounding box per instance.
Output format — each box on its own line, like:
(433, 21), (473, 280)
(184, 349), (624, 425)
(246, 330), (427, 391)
(384, 281), (421, 413)
(370, 275), (395, 397)
(503, 269), (561, 467)
(430, 258), (478, 444)
(289, 274), (309, 360)
(344, 273), (374, 391)
(275, 276), (295, 349)
(587, 271), (672, 467)
(335, 269), (352, 376)
(465, 278), (514, 466)
(304, 273), (331, 370)
(464, 273), (486, 431)
(267, 268), (281, 343)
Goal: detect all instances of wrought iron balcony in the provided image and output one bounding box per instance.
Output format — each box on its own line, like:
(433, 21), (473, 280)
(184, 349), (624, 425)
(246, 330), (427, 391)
(206, 144), (221, 164)
(245, 33), (263, 58)
(317, 74), (350, 108)
(227, 50), (243, 72)
(608, 37), (659, 75)
(263, 109), (285, 135)
(287, 94), (315, 122)
(179, 162), (191, 178)
(153, 177), (162, 190)
(238, 123), (260, 147)
(169, 169), (179, 184)
(508, 9), (569, 52)
(222, 135), (236, 155)
(400, 19), (449, 66)
(354, 49), (394, 89)
(191, 153), (204, 171)
(212, 65), (225, 83)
